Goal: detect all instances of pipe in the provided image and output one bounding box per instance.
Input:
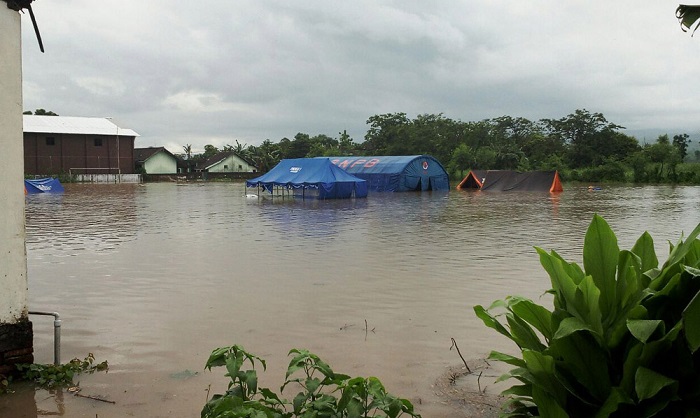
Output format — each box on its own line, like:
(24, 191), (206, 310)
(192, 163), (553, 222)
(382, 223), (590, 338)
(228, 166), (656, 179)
(28, 311), (61, 365)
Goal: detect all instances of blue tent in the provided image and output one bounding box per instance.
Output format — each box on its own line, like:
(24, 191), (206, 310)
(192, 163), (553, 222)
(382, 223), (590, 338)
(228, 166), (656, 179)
(324, 155), (450, 192)
(246, 158), (368, 199)
(24, 178), (64, 194)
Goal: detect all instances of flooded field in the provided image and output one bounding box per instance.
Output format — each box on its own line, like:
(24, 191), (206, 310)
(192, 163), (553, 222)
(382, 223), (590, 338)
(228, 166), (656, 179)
(1, 182), (699, 417)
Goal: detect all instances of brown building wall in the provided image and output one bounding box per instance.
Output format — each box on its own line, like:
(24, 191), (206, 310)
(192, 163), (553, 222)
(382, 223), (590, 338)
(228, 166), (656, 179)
(23, 133), (135, 175)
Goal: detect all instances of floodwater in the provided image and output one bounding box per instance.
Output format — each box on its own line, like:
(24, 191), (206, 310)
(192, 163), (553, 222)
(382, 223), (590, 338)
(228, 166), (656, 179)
(2, 182), (699, 417)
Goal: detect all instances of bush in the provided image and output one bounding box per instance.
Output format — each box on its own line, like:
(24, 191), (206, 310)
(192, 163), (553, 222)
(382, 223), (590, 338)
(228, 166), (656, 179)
(475, 215), (700, 417)
(575, 161), (629, 183)
(202, 345), (421, 418)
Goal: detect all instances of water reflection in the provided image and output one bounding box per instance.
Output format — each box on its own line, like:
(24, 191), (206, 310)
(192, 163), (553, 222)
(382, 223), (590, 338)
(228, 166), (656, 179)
(25, 183), (139, 255)
(18, 182), (700, 418)
(0, 383), (38, 418)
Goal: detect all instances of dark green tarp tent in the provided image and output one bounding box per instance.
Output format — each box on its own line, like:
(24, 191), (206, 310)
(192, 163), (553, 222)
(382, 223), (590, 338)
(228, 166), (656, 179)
(456, 170), (563, 192)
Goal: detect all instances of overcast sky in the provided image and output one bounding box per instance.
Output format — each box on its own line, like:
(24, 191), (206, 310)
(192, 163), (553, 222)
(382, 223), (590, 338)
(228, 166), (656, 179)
(19, 1), (700, 154)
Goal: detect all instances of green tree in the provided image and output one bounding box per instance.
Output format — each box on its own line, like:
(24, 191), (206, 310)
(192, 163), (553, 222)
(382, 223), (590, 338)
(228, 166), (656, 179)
(646, 135), (682, 182)
(473, 146), (497, 169)
(247, 139), (280, 172)
(202, 144), (220, 160)
(673, 133), (691, 160)
(542, 109), (626, 168)
(287, 133), (312, 158)
(447, 143), (474, 177)
(364, 113), (411, 155)
(337, 130), (356, 155)
(24, 108), (58, 116)
(182, 144), (192, 160)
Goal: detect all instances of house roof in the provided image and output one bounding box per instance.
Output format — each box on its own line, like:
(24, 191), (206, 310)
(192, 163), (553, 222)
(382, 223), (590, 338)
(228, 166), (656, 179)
(134, 147), (174, 163)
(199, 151), (256, 170)
(23, 115), (140, 137)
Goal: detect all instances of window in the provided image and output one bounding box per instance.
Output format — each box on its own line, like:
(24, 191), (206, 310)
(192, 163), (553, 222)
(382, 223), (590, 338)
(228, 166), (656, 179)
(94, 138), (103, 146)
(46, 137), (55, 146)
(224, 165), (229, 170)
(238, 165), (242, 170)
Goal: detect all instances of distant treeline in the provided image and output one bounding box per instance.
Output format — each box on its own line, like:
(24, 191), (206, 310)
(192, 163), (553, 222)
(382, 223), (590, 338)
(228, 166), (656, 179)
(184, 109), (700, 184)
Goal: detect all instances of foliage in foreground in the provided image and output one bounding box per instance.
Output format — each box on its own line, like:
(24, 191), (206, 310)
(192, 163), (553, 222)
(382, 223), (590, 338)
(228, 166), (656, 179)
(475, 215), (700, 417)
(0, 353), (108, 394)
(202, 345), (421, 418)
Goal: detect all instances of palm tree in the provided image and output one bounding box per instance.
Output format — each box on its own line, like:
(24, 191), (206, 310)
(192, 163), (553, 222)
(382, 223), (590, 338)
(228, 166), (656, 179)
(183, 144), (192, 160)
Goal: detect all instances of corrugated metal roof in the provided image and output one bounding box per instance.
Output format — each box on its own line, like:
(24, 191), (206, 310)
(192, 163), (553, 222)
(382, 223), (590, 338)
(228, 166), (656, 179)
(23, 115), (140, 137)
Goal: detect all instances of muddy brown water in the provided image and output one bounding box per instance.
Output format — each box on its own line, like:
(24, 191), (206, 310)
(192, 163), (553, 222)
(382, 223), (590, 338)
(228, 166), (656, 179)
(1, 182), (698, 417)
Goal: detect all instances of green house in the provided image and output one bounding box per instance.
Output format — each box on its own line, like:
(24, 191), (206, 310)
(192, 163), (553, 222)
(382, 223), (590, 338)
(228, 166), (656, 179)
(134, 147), (178, 174)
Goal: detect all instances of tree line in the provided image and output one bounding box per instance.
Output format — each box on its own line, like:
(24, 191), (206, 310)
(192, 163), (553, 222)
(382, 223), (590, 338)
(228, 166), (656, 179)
(184, 109), (699, 184)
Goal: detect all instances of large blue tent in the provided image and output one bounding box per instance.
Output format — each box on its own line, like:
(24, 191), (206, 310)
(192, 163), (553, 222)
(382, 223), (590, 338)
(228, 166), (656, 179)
(246, 158), (368, 199)
(324, 155), (449, 192)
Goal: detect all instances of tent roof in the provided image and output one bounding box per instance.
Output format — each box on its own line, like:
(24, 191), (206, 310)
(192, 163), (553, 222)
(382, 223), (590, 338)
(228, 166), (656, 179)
(457, 170), (563, 192)
(247, 158), (367, 186)
(23, 115), (140, 137)
(324, 155), (444, 174)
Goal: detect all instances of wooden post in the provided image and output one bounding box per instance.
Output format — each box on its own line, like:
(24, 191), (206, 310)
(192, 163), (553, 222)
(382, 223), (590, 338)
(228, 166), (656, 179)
(0, 4), (34, 375)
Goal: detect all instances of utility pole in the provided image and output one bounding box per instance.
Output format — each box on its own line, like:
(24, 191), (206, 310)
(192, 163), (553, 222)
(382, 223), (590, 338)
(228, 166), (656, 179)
(0, 2), (34, 375)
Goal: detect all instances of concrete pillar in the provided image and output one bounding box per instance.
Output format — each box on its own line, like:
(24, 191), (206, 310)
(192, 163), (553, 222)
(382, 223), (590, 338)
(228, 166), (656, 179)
(0, 4), (34, 375)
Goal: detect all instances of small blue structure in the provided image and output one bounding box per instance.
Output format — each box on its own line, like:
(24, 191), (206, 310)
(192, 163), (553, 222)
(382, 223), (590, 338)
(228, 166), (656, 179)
(24, 178), (64, 194)
(324, 155), (449, 192)
(246, 158), (368, 199)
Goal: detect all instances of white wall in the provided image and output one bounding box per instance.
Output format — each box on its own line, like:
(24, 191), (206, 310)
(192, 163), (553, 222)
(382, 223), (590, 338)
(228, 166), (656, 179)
(0, 7), (29, 324)
(209, 154), (256, 172)
(145, 152), (177, 174)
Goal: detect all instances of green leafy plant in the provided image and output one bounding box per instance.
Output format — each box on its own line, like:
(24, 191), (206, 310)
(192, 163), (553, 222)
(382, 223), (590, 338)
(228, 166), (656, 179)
(0, 373), (11, 394)
(15, 353), (108, 389)
(202, 344), (421, 418)
(475, 214), (700, 417)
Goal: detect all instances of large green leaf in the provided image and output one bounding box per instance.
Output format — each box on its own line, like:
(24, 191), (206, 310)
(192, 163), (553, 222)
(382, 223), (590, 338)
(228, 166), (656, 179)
(501, 384), (532, 398)
(532, 385), (569, 418)
(627, 320), (663, 344)
(583, 214), (620, 320)
(474, 305), (514, 342)
(635, 367), (677, 402)
(495, 366), (534, 385)
(550, 249), (586, 285)
(593, 387), (633, 418)
(638, 321), (682, 366)
(488, 350), (526, 368)
(548, 331), (611, 403)
(682, 289), (700, 353)
(522, 350), (566, 405)
(667, 223), (700, 266)
(631, 231), (658, 275)
(506, 313), (546, 351)
(552, 316), (598, 341)
(575, 275), (604, 336)
(615, 250), (643, 309)
(508, 296), (554, 342)
(537, 248), (582, 319)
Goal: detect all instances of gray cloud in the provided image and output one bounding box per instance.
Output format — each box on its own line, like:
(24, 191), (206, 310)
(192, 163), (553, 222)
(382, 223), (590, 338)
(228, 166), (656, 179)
(20, 1), (700, 154)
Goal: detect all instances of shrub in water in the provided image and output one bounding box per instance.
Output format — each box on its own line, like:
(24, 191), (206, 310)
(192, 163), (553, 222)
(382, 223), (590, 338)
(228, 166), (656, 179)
(202, 345), (421, 418)
(475, 215), (700, 417)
